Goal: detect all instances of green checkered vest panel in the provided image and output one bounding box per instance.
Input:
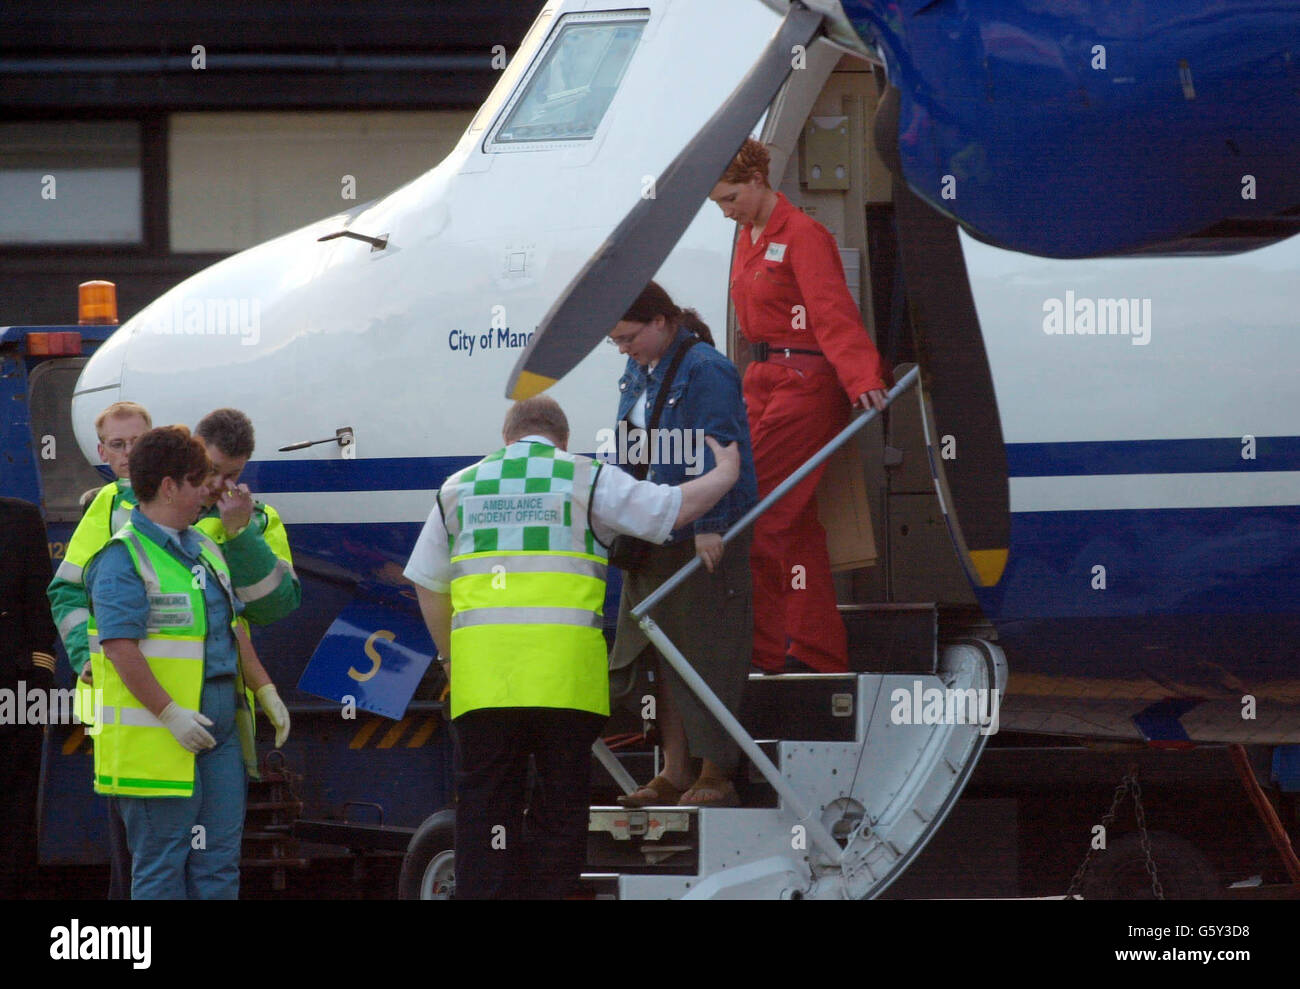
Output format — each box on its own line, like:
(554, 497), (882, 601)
(439, 442), (609, 718)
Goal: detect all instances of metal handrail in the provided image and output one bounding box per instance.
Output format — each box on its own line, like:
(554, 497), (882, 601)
(632, 365), (919, 618)
(623, 365), (921, 867)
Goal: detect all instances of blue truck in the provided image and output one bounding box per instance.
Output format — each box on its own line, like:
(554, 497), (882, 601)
(2, 314), (456, 891)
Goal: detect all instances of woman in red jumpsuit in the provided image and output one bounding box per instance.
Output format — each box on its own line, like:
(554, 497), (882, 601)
(709, 139), (888, 673)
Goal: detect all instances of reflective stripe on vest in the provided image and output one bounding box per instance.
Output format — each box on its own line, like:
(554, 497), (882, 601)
(235, 557), (296, 603)
(451, 606), (604, 630)
(194, 503), (297, 603)
(87, 522), (236, 798)
(440, 442), (609, 718)
(448, 554), (607, 581)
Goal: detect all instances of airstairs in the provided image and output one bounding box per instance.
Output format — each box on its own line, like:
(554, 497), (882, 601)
(587, 637), (1005, 899)
(585, 366), (1009, 899)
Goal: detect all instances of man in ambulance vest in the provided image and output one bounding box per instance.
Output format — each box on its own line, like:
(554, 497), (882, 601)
(405, 396), (741, 899)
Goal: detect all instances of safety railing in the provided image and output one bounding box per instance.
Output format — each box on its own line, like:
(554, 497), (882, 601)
(597, 364), (921, 867)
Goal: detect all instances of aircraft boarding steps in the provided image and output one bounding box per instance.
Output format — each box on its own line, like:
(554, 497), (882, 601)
(585, 637), (1007, 899)
(579, 367), (1010, 898)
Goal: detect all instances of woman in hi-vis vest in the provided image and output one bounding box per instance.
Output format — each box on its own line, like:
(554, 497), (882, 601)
(85, 426), (288, 899)
(709, 139), (889, 674)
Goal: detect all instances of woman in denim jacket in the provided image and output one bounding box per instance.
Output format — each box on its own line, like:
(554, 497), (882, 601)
(606, 282), (758, 807)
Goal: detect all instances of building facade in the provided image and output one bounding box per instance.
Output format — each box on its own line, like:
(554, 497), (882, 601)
(0, 2), (537, 323)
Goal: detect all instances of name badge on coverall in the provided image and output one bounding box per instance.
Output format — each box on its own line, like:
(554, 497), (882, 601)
(765, 243), (787, 262)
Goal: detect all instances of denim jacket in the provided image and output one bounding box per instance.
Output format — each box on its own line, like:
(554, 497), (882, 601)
(611, 326), (758, 543)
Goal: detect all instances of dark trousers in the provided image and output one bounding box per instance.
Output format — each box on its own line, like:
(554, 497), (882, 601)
(452, 706), (605, 900)
(106, 797), (131, 899)
(0, 724), (44, 899)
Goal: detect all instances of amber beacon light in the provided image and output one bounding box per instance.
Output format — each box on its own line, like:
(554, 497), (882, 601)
(78, 280), (118, 325)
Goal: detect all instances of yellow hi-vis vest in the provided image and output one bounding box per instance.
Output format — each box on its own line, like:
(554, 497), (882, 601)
(194, 502), (298, 748)
(87, 521), (239, 797)
(68, 479), (137, 567)
(437, 441), (609, 719)
(53, 479), (135, 722)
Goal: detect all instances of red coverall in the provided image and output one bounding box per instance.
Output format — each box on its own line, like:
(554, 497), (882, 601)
(730, 193), (887, 672)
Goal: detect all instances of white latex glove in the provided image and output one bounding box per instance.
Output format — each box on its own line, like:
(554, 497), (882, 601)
(159, 702), (216, 753)
(256, 684), (291, 748)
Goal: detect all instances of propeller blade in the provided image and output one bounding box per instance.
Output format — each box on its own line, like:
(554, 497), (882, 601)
(506, 3), (825, 399)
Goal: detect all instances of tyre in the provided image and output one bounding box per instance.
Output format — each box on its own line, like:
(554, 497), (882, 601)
(398, 810), (456, 900)
(1080, 830), (1219, 899)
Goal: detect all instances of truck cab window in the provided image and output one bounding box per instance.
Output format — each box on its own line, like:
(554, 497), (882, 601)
(27, 359), (106, 522)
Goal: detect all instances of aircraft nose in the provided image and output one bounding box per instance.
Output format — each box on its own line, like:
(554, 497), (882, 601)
(71, 326), (131, 463)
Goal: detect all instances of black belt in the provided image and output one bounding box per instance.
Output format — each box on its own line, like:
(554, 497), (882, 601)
(750, 342), (823, 362)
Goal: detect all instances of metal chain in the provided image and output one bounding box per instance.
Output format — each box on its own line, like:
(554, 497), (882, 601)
(1130, 775), (1165, 899)
(1064, 766), (1164, 900)
(1065, 772), (1132, 898)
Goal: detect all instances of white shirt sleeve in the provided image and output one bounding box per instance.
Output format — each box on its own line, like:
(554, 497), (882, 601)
(404, 499), (452, 592)
(590, 464), (683, 546)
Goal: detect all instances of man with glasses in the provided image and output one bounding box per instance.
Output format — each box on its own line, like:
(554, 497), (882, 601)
(49, 401), (153, 681)
(47, 399), (152, 899)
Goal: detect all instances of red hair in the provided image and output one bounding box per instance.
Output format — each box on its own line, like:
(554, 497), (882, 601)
(720, 138), (771, 187)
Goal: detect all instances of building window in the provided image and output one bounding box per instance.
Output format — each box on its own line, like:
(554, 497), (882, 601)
(0, 121), (142, 245)
(168, 111), (472, 253)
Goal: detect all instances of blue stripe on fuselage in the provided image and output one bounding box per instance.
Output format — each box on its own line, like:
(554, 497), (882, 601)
(242, 438), (1300, 493)
(1005, 437), (1300, 477)
(243, 441), (1299, 627)
(977, 505), (1300, 623)
(240, 455), (476, 492)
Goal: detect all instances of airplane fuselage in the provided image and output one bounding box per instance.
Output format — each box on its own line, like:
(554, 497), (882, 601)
(69, 0), (1300, 745)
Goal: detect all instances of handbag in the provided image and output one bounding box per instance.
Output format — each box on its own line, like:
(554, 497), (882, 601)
(606, 335), (699, 572)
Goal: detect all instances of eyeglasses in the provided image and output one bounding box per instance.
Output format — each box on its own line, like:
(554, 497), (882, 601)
(103, 438), (137, 452)
(607, 324), (649, 348)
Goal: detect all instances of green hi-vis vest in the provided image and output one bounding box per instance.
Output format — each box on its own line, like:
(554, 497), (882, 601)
(194, 503), (298, 740)
(194, 502), (296, 610)
(87, 521), (239, 797)
(438, 441), (609, 719)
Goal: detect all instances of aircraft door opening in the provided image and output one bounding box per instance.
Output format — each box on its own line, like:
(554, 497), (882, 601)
(750, 51), (994, 626)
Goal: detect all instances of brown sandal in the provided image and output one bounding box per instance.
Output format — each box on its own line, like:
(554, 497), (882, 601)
(678, 776), (740, 808)
(617, 774), (686, 808)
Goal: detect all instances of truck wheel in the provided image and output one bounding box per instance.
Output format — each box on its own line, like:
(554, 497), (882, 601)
(399, 810), (456, 900)
(1081, 831), (1218, 899)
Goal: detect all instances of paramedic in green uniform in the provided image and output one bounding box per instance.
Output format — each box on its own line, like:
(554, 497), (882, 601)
(47, 400), (152, 899)
(85, 426), (254, 899)
(193, 408), (300, 627)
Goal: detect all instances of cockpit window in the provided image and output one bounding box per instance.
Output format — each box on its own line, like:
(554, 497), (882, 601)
(488, 12), (647, 149)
